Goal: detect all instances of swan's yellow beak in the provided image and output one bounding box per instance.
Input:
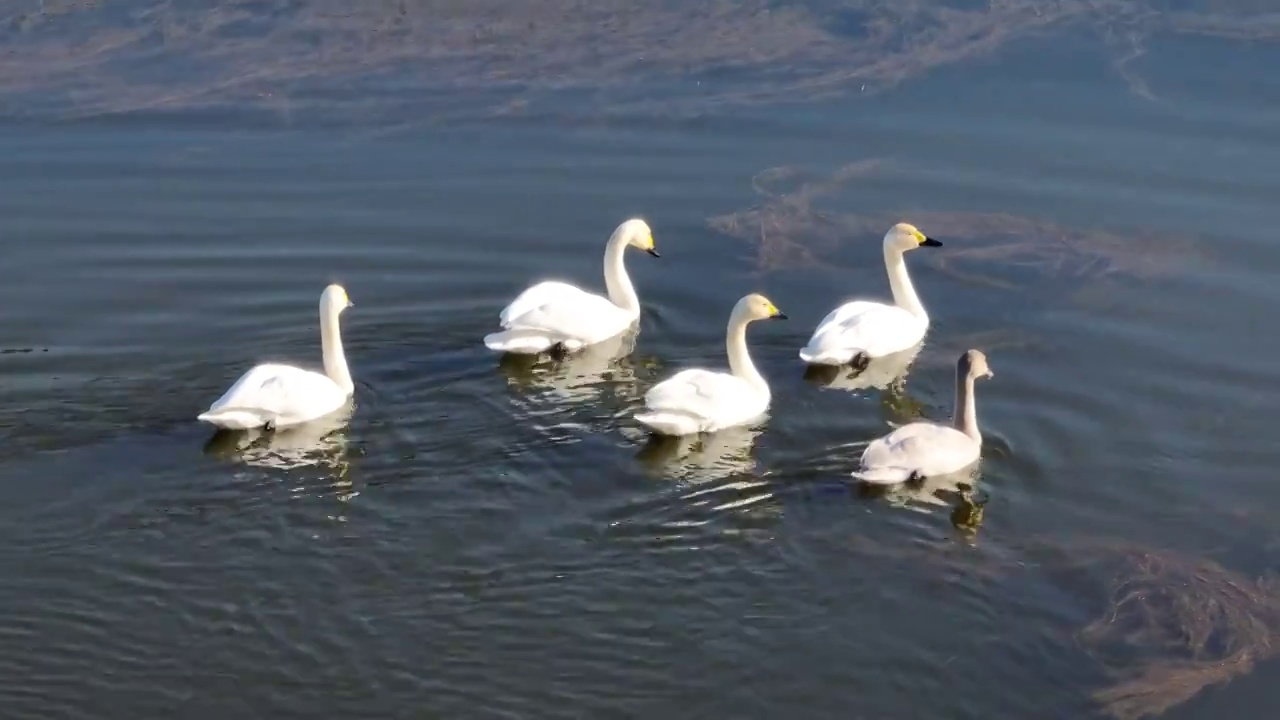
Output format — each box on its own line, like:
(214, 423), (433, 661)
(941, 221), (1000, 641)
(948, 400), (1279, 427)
(644, 232), (660, 258)
(766, 301), (787, 320)
(914, 228), (943, 247)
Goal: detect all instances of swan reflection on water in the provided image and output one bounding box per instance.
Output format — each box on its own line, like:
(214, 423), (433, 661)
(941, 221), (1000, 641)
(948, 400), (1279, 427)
(497, 329), (648, 406)
(201, 405), (356, 500)
(836, 446), (988, 539)
(802, 341), (923, 394)
(633, 424), (765, 485)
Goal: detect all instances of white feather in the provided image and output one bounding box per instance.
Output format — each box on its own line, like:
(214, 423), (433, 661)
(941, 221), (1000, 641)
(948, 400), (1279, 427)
(198, 284), (354, 431)
(635, 369), (766, 435)
(800, 223), (939, 365)
(851, 422), (980, 485)
(485, 219), (656, 355)
(634, 293), (784, 437)
(799, 301), (924, 364)
(485, 281), (634, 352)
(198, 364), (349, 430)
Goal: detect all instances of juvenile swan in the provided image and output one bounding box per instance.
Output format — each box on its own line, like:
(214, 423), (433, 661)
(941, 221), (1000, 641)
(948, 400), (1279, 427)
(197, 284), (355, 431)
(634, 293), (787, 436)
(852, 349), (994, 485)
(484, 218), (659, 355)
(799, 222), (942, 368)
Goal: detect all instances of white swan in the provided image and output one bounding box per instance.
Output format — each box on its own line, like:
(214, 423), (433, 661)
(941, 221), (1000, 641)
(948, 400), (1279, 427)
(197, 284), (355, 431)
(799, 222), (942, 368)
(852, 349), (994, 485)
(634, 293), (787, 436)
(484, 218), (659, 355)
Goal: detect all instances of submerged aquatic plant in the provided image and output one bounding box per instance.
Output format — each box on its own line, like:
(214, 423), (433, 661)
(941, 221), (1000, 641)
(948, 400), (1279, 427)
(707, 160), (1204, 279)
(835, 531), (1280, 718)
(1, 1), (1278, 123)
(1066, 542), (1280, 719)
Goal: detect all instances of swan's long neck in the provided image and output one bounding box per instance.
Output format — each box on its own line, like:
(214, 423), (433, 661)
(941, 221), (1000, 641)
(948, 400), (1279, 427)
(726, 312), (767, 394)
(884, 248), (927, 320)
(953, 373), (980, 443)
(603, 233), (640, 315)
(320, 306), (354, 395)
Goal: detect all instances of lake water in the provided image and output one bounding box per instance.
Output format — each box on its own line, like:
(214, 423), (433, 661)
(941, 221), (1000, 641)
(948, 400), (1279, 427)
(2, 3), (1280, 718)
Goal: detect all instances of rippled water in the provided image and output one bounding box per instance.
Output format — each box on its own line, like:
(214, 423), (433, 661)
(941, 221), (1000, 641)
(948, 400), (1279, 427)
(2, 7), (1279, 719)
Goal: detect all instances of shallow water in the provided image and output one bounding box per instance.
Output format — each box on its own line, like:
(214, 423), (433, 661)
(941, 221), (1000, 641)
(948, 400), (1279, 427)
(2, 4), (1280, 718)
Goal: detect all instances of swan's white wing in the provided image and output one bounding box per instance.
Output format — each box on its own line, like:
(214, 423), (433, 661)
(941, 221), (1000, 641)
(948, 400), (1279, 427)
(201, 363), (346, 428)
(853, 422), (980, 484)
(499, 281), (583, 326)
(811, 300), (884, 334)
(800, 301), (922, 362)
(643, 369), (757, 422)
(498, 281), (630, 344)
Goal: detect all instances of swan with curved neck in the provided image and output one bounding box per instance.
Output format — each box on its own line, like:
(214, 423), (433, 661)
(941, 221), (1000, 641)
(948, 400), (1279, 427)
(725, 295), (772, 395)
(799, 222), (942, 368)
(634, 293), (787, 436)
(852, 349), (994, 485)
(197, 284), (355, 431)
(484, 218), (659, 356)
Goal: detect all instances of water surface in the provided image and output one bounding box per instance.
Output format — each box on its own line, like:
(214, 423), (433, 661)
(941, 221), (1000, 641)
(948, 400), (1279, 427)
(2, 3), (1280, 718)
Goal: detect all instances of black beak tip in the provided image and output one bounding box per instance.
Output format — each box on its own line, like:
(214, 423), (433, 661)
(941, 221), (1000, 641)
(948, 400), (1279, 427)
(775, 312), (788, 320)
(922, 237), (943, 247)
(647, 249), (661, 258)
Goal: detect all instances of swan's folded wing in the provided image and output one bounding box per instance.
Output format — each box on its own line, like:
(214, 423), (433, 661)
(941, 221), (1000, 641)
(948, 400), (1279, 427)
(501, 283), (627, 341)
(857, 422), (977, 482)
(806, 302), (917, 357)
(499, 282), (594, 326)
(208, 364), (335, 417)
(810, 301), (885, 336)
(643, 369), (750, 421)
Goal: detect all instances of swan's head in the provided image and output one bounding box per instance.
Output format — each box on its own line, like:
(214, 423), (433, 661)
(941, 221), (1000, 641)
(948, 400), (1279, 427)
(884, 222), (942, 254)
(735, 293), (788, 322)
(959, 349), (993, 380)
(321, 284), (354, 314)
(615, 218), (660, 258)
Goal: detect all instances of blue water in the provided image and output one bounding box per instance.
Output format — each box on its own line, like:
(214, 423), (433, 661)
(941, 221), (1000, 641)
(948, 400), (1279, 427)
(2, 3), (1279, 718)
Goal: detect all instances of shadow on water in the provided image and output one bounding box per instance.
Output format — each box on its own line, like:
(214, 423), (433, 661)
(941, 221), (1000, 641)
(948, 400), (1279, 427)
(1, 1), (1278, 125)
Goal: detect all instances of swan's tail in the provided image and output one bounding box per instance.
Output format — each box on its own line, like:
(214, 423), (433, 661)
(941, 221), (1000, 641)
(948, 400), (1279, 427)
(799, 348), (845, 365)
(197, 409), (268, 430)
(634, 411), (704, 437)
(849, 465), (913, 486)
(483, 329), (557, 353)
(798, 341), (863, 365)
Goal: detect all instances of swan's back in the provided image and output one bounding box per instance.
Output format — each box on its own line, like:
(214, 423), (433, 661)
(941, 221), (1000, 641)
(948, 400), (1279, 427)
(854, 421), (979, 484)
(636, 369), (765, 434)
(802, 301), (922, 361)
(488, 281), (632, 350)
(499, 281), (585, 325)
(200, 363), (346, 429)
